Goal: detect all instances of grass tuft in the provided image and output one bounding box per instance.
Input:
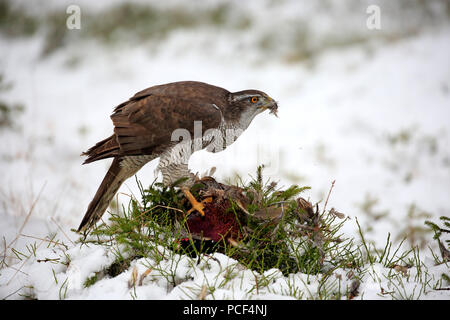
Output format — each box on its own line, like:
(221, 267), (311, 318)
(82, 167), (362, 281)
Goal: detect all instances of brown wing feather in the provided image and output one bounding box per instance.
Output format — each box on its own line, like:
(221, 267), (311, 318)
(111, 82), (228, 156)
(128, 80), (229, 102)
(82, 81), (228, 162)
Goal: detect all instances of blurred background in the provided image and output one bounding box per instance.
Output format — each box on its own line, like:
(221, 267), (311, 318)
(0, 0), (449, 251)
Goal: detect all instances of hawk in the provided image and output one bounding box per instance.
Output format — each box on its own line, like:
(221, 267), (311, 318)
(78, 81), (278, 232)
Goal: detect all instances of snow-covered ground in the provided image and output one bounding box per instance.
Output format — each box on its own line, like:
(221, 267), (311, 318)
(0, 0), (449, 299)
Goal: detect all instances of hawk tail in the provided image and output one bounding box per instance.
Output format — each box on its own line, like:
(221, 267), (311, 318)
(78, 157), (140, 232)
(82, 134), (120, 164)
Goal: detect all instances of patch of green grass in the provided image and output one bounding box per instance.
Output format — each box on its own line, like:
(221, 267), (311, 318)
(425, 216), (450, 264)
(83, 273), (98, 288)
(81, 167), (363, 280)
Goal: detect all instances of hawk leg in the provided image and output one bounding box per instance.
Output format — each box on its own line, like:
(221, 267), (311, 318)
(182, 187), (212, 216)
(159, 161), (212, 216)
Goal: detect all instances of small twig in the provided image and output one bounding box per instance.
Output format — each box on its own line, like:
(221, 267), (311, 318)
(138, 268), (153, 286)
(295, 224), (316, 231)
(322, 180), (335, 215)
(37, 258), (60, 263)
(128, 265), (138, 288)
(1, 182), (46, 257)
(203, 253), (221, 266)
(50, 217), (75, 246)
(139, 205), (185, 217)
(1, 236), (6, 265)
(3, 265), (28, 276)
(7, 239), (44, 285)
(198, 284), (208, 300)
(254, 273), (259, 295)
(20, 234), (68, 249)
(2, 285), (27, 300)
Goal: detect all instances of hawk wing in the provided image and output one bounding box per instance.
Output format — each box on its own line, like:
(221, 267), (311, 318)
(112, 94), (223, 155)
(82, 82), (227, 163)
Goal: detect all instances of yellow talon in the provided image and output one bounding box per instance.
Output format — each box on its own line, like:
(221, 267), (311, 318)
(182, 187), (212, 216)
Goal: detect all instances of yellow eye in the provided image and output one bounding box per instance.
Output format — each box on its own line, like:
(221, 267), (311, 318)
(250, 96), (258, 103)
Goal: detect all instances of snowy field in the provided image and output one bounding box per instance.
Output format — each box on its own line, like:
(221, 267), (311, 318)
(0, 0), (449, 300)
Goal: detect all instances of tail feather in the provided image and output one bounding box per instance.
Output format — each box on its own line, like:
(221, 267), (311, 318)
(82, 134), (120, 164)
(78, 158), (138, 232)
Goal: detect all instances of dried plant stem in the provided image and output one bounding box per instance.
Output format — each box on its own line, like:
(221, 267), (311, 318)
(322, 180), (335, 215)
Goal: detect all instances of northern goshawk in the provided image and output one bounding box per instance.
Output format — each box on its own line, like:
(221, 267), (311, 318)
(78, 81), (278, 231)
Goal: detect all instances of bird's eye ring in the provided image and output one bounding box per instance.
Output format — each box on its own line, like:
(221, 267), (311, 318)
(250, 96), (258, 103)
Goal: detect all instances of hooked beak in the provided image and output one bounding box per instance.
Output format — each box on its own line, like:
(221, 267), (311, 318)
(258, 99), (279, 117)
(268, 101), (279, 117)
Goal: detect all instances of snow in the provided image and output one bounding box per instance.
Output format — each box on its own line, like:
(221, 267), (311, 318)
(2, 242), (447, 300)
(0, 0), (449, 299)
